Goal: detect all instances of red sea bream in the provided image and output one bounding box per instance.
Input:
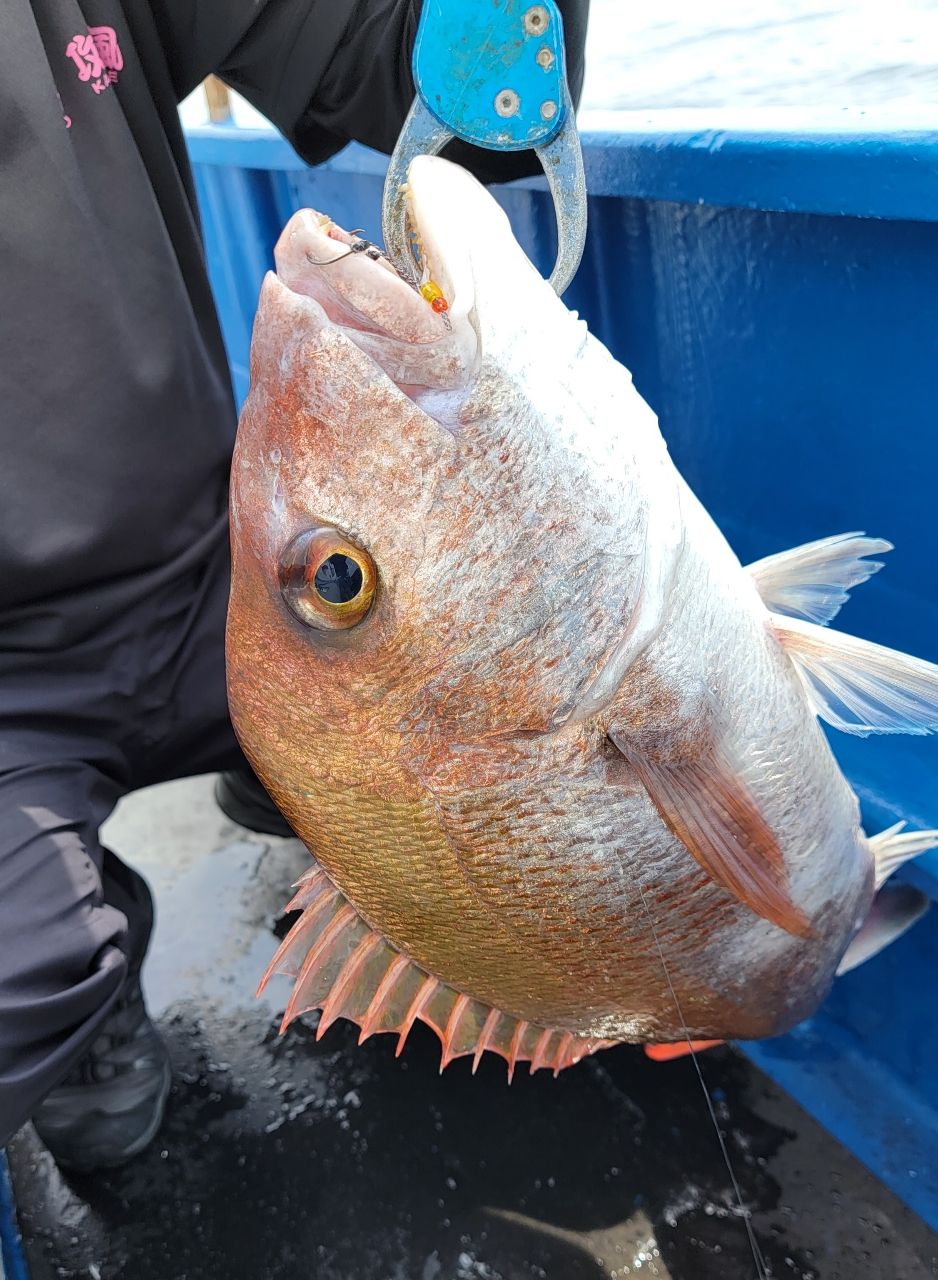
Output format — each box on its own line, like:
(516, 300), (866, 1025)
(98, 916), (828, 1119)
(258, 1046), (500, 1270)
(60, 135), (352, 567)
(226, 156), (938, 1076)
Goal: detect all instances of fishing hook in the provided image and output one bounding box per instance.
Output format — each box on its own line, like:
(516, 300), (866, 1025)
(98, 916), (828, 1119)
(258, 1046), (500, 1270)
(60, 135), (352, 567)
(305, 234), (386, 267)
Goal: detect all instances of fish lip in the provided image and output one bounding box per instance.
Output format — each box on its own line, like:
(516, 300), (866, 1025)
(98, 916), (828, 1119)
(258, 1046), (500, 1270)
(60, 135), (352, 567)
(270, 167), (480, 396)
(273, 209), (444, 343)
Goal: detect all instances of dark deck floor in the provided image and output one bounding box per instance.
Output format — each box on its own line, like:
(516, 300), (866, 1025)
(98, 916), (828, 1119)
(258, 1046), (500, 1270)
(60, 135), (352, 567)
(8, 777), (938, 1280)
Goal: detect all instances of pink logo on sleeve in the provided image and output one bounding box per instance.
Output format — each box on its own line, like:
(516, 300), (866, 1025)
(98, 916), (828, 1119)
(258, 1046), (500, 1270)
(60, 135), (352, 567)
(65, 26), (123, 95)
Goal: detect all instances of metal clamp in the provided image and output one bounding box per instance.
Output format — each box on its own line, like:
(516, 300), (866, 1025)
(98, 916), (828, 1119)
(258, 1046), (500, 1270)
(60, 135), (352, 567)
(382, 0), (587, 295)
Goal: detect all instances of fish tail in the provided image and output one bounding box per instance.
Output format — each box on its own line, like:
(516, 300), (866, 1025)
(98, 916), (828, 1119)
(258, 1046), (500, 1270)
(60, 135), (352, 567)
(644, 1040), (724, 1062)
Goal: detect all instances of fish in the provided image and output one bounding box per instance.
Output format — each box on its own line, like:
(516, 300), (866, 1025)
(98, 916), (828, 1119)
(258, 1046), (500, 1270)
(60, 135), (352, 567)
(226, 155), (938, 1078)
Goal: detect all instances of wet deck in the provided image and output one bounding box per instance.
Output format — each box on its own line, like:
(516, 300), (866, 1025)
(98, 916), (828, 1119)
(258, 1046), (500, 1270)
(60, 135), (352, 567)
(8, 777), (938, 1279)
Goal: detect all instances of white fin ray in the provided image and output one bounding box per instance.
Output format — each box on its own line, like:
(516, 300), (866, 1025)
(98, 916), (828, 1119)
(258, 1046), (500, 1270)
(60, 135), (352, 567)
(748, 532), (891, 625)
(869, 821), (938, 889)
(774, 613), (938, 735)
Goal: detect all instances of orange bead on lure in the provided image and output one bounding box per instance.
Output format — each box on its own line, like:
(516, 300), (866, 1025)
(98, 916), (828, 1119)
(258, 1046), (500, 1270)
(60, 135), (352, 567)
(419, 280), (449, 313)
(227, 156), (938, 1079)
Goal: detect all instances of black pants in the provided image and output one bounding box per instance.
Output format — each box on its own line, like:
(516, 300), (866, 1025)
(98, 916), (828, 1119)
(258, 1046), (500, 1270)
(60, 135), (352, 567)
(0, 537), (245, 1146)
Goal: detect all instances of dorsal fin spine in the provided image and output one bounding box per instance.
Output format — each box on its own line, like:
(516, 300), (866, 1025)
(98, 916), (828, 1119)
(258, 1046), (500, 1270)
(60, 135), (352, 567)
(261, 865), (609, 1078)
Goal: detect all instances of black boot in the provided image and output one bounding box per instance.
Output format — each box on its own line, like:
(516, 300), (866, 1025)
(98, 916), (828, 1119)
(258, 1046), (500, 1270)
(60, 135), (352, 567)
(31, 975), (171, 1173)
(214, 767), (294, 838)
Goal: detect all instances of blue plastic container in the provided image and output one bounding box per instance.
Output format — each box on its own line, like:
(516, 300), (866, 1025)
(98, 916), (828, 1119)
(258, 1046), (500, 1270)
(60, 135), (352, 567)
(185, 112), (938, 1228)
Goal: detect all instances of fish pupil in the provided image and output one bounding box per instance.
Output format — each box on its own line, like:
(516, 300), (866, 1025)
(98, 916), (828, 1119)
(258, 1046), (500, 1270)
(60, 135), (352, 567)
(314, 554), (363, 604)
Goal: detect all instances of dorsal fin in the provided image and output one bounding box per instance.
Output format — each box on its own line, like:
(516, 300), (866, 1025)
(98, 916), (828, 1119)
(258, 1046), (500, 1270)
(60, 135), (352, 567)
(257, 866), (613, 1080)
(774, 613), (938, 736)
(747, 532), (891, 624)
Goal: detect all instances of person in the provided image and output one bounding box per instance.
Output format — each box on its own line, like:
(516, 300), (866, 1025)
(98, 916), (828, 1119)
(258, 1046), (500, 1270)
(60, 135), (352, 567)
(0, 1), (589, 1172)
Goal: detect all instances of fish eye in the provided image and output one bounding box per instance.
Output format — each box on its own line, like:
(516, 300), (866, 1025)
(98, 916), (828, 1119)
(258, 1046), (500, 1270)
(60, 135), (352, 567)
(279, 528), (377, 630)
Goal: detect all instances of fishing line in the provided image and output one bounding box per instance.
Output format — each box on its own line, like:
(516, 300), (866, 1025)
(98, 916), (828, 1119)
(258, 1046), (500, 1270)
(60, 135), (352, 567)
(636, 880), (770, 1280)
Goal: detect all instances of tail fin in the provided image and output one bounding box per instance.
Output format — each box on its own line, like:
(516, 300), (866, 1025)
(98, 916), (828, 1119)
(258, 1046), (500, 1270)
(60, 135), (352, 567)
(869, 821), (938, 890)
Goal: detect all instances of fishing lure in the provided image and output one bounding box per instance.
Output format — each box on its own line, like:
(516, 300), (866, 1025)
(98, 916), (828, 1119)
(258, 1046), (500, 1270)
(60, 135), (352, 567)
(305, 231), (386, 267)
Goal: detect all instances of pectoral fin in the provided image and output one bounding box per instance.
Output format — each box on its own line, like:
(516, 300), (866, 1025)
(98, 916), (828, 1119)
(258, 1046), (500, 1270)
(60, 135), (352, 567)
(612, 734), (812, 938)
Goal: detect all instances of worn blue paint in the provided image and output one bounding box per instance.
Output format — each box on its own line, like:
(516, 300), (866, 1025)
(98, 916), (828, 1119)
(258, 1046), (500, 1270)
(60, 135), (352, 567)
(184, 113), (938, 1228)
(0, 1150), (28, 1280)
(413, 0), (568, 149)
(187, 108), (938, 220)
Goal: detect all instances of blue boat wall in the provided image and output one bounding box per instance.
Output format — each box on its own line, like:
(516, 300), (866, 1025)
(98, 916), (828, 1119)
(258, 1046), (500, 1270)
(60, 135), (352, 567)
(0, 1149), (27, 1280)
(185, 109), (938, 1229)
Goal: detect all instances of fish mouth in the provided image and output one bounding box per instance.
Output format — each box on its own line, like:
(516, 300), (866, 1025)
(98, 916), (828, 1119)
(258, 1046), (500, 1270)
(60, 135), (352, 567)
(272, 157), (479, 394)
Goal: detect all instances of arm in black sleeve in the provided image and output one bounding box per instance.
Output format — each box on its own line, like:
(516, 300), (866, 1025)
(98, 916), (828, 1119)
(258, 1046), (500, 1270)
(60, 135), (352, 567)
(151, 0), (590, 185)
